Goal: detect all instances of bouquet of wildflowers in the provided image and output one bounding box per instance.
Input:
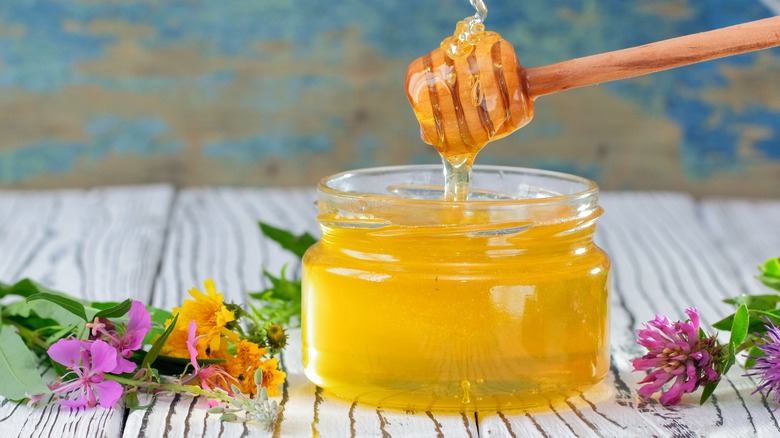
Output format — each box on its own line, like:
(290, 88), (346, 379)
(633, 257), (780, 406)
(0, 278), (287, 429)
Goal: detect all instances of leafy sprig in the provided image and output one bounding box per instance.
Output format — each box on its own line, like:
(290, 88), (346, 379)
(250, 222), (317, 327)
(0, 276), (288, 429)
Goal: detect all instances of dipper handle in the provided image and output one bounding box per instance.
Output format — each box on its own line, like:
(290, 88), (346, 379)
(526, 16), (780, 98)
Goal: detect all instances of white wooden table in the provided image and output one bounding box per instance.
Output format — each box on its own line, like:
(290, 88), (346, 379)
(1, 185), (779, 437)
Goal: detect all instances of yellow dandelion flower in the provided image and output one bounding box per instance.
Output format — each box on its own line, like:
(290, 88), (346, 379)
(158, 320), (190, 358)
(259, 357), (286, 397)
(173, 278), (237, 355)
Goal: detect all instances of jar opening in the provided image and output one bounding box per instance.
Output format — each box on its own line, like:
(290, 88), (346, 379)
(317, 165), (600, 228)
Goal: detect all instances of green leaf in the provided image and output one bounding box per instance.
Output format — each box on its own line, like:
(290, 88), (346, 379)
(700, 381), (718, 405)
(220, 412), (239, 422)
(717, 309), (748, 387)
(723, 294), (780, 311)
(744, 345), (764, 370)
(262, 266), (301, 303)
(93, 299), (134, 319)
(141, 314), (178, 370)
(0, 279), (63, 299)
(758, 257), (780, 291)
(49, 356), (69, 377)
(143, 307), (174, 345)
(26, 293), (88, 321)
(150, 354), (226, 366)
(44, 323), (78, 345)
(713, 308), (780, 333)
(248, 266), (302, 326)
(729, 304), (750, 348)
(4, 300), (84, 329)
(259, 222), (317, 259)
(0, 325), (50, 400)
(125, 391), (156, 410)
(89, 301), (121, 311)
(130, 351), (226, 376)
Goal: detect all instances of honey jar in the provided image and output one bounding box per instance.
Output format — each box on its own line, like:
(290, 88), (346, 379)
(302, 165), (610, 411)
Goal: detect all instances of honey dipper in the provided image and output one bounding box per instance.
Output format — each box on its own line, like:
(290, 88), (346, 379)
(406, 16), (780, 162)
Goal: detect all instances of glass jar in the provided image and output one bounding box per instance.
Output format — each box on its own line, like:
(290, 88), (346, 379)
(302, 165), (610, 411)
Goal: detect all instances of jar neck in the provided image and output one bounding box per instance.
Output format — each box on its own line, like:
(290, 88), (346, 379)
(319, 209), (601, 261)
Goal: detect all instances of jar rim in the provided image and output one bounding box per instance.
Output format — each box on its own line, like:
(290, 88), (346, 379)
(318, 164), (599, 206)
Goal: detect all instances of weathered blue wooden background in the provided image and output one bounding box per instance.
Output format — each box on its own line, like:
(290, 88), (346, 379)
(0, 0), (778, 196)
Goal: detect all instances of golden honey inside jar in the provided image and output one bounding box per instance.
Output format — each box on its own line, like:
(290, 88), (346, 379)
(302, 165), (610, 411)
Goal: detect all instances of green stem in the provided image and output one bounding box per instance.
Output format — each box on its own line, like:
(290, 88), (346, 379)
(104, 374), (236, 403)
(13, 324), (50, 350)
(247, 303), (267, 328)
(736, 339), (756, 354)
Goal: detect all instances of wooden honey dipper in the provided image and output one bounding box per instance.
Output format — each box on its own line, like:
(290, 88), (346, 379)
(406, 16), (780, 163)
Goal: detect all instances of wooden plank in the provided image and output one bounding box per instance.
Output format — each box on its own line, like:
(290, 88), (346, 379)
(124, 187), (479, 437)
(478, 192), (779, 437)
(0, 185), (174, 438)
(699, 198), (780, 295)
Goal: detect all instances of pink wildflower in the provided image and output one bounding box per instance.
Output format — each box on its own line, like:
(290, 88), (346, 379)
(745, 320), (780, 405)
(632, 307), (723, 405)
(26, 393), (46, 407)
(87, 300), (151, 374)
(47, 339), (124, 409)
(180, 321), (238, 405)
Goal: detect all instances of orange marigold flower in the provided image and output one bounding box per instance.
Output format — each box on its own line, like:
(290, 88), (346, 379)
(222, 340), (267, 395)
(259, 357), (286, 397)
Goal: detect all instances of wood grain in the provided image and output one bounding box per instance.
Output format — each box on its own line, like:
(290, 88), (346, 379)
(700, 199), (780, 295)
(0, 185), (174, 438)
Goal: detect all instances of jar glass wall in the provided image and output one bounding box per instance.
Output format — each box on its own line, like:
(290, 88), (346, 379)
(302, 165), (610, 411)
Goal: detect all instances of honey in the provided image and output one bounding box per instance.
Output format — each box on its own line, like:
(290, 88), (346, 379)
(302, 165), (610, 411)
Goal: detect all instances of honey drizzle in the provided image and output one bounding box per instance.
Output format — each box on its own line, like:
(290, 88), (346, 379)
(440, 0), (490, 201)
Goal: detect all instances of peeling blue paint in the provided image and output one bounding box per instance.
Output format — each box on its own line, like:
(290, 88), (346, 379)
(0, 0), (777, 186)
(204, 134), (333, 161)
(0, 117), (182, 183)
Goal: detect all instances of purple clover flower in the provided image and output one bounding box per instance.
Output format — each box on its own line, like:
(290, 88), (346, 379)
(86, 300), (151, 374)
(632, 307), (722, 405)
(47, 339), (124, 408)
(745, 321), (780, 405)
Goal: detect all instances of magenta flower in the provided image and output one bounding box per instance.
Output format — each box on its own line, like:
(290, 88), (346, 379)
(745, 321), (780, 404)
(47, 339), (124, 409)
(180, 321), (237, 405)
(86, 300), (151, 374)
(632, 307), (722, 405)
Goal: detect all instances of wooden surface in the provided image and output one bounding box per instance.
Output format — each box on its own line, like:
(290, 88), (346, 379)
(1, 186), (779, 437)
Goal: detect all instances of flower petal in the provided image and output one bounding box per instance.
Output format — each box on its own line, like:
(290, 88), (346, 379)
(89, 340), (119, 374)
(186, 320), (200, 370)
(126, 300), (152, 350)
(204, 278), (217, 296)
(60, 395), (88, 409)
(112, 355), (137, 374)
(48, 338), (86, 368)
(94, 380), (123, 408)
